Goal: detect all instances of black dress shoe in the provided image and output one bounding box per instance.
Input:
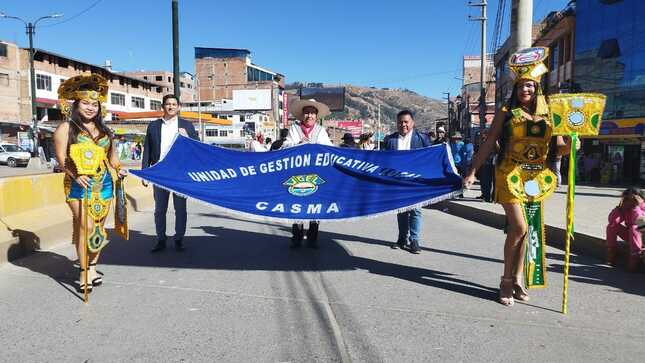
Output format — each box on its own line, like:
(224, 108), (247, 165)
(150, 240), (166, 253)
(175, 239), (186, 252)
(291, 224), (304, 248)
(391, 239), (406, 249)
(409, 240), (421, 254)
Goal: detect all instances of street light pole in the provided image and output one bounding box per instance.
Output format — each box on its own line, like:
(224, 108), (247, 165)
(196, 77), (203, 141)
(1, 12), (63, 159)
(377, 104), (381, 150)
(443, 92), (451, 137)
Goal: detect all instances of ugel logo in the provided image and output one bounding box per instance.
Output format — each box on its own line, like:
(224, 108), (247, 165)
(283, 174), (325, 197)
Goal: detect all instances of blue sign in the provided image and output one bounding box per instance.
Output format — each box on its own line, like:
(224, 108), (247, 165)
(131, 136), (462, 222)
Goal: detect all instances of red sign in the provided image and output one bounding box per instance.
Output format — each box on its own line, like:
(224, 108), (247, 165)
(335, 120), (363, 137)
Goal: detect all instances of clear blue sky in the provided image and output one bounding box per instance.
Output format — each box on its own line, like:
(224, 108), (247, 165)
(0, 0), (569, 99)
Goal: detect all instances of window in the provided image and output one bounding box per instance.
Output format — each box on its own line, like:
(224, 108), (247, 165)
(156, 75), (163, 81)
(36, 74), (52, 91)
(143, 76), (148, 80)
(219, 130), (228, 137)
(550, 42), (559, 71)
(150, 100), (162, 110)
(0, 73), (9, 86)
(247, 67), (274, 82)
(131, 96), (145, 108)
(180, 82), (186, 88)
(168, 76), (172, 82)
(206, 129), (218, 137)
(111, 92), (126, 106)
(0, 43), (7, 57)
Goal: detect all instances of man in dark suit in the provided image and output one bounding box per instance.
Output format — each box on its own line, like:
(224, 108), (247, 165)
(383, 110), (431, 254)
(142, 94), (199, 252)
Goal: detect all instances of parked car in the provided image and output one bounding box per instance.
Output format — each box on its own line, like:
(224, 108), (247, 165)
(0, 143), (31, 167)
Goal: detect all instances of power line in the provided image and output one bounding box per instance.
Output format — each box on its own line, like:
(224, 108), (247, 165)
(40, 0), (103, 28)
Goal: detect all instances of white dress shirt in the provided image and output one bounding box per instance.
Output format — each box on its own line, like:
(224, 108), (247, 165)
(282, 123), (333, 148)
(397, 131), (413, 151)
(250, 140), (268, 152)
(160, 116), (179, 161)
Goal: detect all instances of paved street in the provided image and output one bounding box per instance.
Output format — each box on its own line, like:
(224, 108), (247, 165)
(1, 201), (644, 362)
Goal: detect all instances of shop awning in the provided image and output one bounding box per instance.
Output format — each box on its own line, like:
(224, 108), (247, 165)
(113, 111), (232, 125)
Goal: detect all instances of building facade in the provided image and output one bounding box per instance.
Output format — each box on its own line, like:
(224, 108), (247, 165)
(120, 70), (195, 104)
(574, 0), (645, 183)
(0, 40), (165, 125)
(194, 47), (286, 139)
(458, 55), (496, 137)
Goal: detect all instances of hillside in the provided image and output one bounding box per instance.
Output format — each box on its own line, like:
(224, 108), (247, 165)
(331, 85), (447, 132)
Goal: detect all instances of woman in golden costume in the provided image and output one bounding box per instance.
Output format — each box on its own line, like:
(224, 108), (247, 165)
(53, 74), (127, 293)
(464, 47), (575, 306)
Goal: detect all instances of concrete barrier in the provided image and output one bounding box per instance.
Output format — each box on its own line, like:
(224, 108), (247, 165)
(0, 172), (153, 264)
(0, 174), (71, 263)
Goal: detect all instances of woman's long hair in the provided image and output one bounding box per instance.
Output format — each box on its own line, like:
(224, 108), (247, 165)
(67, 100), (113, 151)
(506, 81), (538, 114)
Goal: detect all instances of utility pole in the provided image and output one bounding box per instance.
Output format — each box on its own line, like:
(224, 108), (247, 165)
(377, 104), (381, 150)
(1, 12), (63, 161)
(443, 92), (451, 137)
(510, 0), (533, 54)
(469, 0), (488, 132)
(172, 0), (180, 98)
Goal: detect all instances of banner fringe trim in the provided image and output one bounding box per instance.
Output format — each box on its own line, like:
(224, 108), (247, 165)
(135, 175), (463, 224)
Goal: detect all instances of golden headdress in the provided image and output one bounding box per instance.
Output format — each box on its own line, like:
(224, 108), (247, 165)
(508, 47), (549, 83)
(58, 74), (109, 118)
(508, 47), (550, 115)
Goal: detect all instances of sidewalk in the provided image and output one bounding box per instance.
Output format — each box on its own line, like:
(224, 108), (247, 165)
(439, 184), (624, 260)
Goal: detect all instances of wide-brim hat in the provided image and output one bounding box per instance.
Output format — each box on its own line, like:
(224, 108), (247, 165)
(342, 133), (354, 141)
(290, 98), (331, 121)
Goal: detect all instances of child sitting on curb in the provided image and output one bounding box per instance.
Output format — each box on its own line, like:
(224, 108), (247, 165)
(606, 187), (645, 271)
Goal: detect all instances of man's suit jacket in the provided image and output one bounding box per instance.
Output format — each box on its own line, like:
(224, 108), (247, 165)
(142, 118), (199, 169)
(383, 129), (431, 151)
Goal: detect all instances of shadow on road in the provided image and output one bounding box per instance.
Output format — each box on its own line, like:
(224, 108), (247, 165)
(78, 224), (497, 302)
(546, 252), (645, 297)
(10, 249), (84, 302)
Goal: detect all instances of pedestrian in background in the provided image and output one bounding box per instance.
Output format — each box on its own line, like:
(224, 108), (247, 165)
(433, 126), (447, 145)
(250, 134), (267, 152)
(606, 187), (645, 271)
(428, 130), (437, 144)
(450, 132), (466, 175)
(270, 128), (289, 151)
(340, 133), (357, 148)
(384, 110), (431, 254)
(476, 129), (495, 202)
(358, 132), (375, 150)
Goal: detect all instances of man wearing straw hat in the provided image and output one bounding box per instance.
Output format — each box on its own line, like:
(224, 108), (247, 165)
(283, 98), (333, 248)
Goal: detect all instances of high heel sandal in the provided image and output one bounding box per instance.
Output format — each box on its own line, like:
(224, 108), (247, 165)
(89, 263), (103, 286)
(513, 279), (529, 302)
(78, 268), (93, 293)
(499, 277), (515, 307)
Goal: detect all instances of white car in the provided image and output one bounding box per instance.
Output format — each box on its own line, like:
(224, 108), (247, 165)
(0, 143), (31, 167)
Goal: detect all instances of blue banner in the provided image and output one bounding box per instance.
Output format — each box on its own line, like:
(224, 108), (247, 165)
(131, 136), (462, 222)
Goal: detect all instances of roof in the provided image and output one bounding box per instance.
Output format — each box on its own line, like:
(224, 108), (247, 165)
(195, 47), (251, 59)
